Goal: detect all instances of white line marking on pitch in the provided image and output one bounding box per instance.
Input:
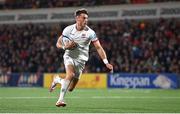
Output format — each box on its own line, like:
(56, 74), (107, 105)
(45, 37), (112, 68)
(91, 96), (180, 99)
(0, 96), (180, 99)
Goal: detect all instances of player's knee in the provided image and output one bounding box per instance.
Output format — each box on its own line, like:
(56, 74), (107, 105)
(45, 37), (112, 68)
(66, 72), (75, 80)
(69, 72), (75, 78)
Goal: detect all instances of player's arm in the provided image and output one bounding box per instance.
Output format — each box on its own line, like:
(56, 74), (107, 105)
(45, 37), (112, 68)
(93, 40), (113, 72)
(56, 35), (63, 49)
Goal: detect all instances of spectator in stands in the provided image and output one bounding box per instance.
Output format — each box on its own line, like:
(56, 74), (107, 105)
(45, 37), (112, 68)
(0, 0), (179, 10)
(0, 18), (179, 74)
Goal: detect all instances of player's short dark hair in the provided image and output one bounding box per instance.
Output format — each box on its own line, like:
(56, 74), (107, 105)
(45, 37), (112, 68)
(74, 8), (88, 16)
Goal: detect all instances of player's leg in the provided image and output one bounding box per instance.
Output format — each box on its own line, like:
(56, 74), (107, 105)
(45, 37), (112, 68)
(56, 64), (75, 107)
(49, 72), (79, 92)
(68, 61), (84, 92)
(68, 77), (79, 92)
(55, 56), (85, 107)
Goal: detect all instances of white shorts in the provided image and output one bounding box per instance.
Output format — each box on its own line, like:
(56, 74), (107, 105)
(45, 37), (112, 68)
(63, 55), (85, 79)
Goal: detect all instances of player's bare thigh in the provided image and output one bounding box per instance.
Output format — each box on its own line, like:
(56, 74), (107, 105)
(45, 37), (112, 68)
(65, 64), (75, 81)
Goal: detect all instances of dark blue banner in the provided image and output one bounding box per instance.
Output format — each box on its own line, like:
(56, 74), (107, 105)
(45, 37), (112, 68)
(0, 73), (43, 87)
(107, 73), (178, 89)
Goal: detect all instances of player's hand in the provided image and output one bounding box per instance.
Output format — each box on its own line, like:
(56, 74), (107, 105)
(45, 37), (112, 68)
(105, 63), (113, 73)
(65, 41), (78, 50)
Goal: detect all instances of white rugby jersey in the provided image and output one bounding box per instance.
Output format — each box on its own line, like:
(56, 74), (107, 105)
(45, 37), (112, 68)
(62, 24), (98, 62)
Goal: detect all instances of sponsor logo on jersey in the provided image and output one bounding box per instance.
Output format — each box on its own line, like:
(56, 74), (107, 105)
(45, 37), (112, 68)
(81, 34), (87, 38)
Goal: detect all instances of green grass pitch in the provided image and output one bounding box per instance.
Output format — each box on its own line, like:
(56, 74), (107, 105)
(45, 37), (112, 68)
(0, 87), (180, 113)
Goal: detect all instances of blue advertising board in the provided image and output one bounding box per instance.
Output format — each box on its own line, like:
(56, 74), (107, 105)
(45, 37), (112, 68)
(107, 73), (178, 89)
(0, 73), (43, 87)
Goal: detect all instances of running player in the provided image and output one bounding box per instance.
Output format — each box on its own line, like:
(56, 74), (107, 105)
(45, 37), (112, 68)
(50, 8), (113, 107)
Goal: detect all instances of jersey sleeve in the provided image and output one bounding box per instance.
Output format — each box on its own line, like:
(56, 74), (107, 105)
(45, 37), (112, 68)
(62, 26), (71, 40)
(90, 30), (98, 42)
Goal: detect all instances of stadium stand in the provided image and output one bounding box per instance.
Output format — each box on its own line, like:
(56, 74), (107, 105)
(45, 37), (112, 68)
(0, 0), (179, 74)
(0, 18), (179, 74)
(0, 0), (179, 10)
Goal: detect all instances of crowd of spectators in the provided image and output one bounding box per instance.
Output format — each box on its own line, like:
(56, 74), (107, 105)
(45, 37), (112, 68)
(0, 0), (179, 10)
(0, 18), (179, 74)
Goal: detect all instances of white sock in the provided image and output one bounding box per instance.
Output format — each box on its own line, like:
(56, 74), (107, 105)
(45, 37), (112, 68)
(57, 79), (70, 102)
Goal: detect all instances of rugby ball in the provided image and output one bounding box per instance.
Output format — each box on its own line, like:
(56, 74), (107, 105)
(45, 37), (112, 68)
(62, 36), (72, 46)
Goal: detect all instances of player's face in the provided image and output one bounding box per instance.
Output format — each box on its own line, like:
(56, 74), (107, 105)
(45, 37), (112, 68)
(76, 13), (88, 28)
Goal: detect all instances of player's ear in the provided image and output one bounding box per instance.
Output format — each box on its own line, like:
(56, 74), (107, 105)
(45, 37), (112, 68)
(75, 16), (79, 21)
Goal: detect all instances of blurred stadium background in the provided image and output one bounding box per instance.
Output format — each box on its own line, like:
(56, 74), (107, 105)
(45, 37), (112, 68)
(0, 0), (180, 113)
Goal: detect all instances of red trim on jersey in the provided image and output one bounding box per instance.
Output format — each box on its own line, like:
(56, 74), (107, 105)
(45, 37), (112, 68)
(92, 39), (99, 43)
